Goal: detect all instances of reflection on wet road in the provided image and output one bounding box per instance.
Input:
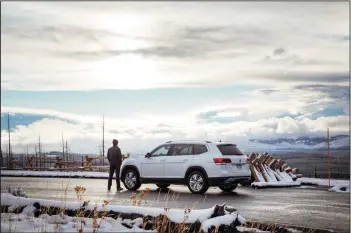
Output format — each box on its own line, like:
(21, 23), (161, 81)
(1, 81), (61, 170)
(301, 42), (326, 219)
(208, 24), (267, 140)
(1, 177), (349, 232)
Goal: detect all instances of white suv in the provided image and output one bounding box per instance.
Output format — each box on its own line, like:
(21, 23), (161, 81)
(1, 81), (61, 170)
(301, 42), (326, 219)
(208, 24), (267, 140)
(120, 141), (251, 194)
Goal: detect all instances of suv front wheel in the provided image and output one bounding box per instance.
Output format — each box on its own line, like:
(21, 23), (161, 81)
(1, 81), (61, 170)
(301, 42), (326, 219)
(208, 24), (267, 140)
(186, 171), (209, 194)
(122, 169), (141, 191)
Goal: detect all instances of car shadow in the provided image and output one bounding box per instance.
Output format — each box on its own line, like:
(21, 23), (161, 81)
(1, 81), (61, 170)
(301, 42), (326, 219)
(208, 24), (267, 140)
(117, 187), (252, 199)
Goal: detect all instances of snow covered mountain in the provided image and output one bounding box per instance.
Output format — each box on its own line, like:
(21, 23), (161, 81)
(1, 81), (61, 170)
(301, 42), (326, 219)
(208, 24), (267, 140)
(246, 135), (350, 152)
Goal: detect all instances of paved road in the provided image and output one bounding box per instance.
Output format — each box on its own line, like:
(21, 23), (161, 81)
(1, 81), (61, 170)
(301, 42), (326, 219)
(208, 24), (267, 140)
(1, 177), (349, 232)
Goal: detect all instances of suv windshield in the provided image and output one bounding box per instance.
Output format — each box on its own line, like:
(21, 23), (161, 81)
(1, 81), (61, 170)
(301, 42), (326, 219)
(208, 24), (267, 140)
(217, 144), (244, 155)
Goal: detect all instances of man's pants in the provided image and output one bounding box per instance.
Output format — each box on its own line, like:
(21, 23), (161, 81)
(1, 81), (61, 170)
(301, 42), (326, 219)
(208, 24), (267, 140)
(108, 165), (121, 188)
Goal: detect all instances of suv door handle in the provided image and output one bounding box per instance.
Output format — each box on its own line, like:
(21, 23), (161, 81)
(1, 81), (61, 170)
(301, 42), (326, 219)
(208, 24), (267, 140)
(182, 159), (188, 162)
(160, 159), (165, 162)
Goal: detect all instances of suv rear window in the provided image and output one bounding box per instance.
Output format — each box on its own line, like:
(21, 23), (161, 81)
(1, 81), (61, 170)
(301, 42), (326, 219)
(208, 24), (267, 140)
(217, 144), (244, 155)
(193, 144), (208, 155)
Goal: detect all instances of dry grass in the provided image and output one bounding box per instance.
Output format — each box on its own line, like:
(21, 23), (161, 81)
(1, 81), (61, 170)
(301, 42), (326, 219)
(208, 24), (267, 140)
(244, 221), (321, 233)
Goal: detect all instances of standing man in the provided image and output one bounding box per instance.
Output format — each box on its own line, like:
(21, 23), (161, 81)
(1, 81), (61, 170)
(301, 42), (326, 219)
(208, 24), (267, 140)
(107, 139), (123, 191)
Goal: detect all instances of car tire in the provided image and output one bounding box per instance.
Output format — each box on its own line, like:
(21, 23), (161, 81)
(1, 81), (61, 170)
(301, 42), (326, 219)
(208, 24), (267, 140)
(186, 170), (209, 194)
(122, 169), (141, 191)
(219, 184), (238, 192)
(156, 184), (170, 189)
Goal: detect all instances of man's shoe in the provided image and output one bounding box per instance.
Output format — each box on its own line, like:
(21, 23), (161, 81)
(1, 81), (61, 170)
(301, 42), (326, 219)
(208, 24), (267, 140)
(108, 187), (111, 191)
(117, 187), (123, 191)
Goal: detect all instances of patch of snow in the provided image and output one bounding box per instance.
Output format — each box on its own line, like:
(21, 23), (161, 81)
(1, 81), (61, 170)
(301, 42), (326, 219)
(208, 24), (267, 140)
(260, 165), (275, 182)
(286, 228), (303, 233)
(1, 187), (28, 198)
(299, 178), (350, 187)
(277, 170), (293, 182)
(253, 166), (265, 182)
(21, 205), (36, 217)
(329, 184), (350, 193)
(202, 214), (237, 233)
(272, 170), (284, 181)
(1, 170), (110, 178)
(1, 193), (218, 224)
(237, 226), (272, 232)
(251, 181), (301, 188)
(1, 194), (247, 233)
(1, 213), (153, 232)
(237, 215), (246, 225)
(264, 165), (278, 182)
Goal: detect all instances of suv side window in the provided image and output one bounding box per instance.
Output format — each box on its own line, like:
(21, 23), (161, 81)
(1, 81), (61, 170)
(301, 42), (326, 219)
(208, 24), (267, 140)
(193, 144), (208, 155)
(172, 144), (193, 156)
(151, 145), (172, 157)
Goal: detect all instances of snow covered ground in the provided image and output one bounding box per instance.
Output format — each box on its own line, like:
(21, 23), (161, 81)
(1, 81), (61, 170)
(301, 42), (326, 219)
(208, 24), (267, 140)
(245, 135), (350, 151)
(1, 170), (109, 178)
(299, 178), (350, 187)
(1, 212), (152, 233)
(299, 178), (350, 193)
(2, 170), (349, 193)
(1, 193), (220, 224)
(251, 181), (301, 188)
(1, 193), (250, 233)
(328, 184), (350, 193)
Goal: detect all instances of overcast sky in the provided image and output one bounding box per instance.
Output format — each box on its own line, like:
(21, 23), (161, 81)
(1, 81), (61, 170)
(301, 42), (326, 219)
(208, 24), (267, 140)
(1, 2), (349, 154)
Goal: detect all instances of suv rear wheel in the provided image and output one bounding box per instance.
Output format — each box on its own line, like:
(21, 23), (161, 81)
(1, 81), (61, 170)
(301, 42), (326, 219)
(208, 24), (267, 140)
(186, 171), (209, 194)
(123, 169), (141, 191)
(219, 184), (238, 192)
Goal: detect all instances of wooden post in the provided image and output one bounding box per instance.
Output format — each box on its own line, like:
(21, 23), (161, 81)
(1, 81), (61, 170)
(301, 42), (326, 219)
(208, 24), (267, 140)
(327, 128), (331, 187)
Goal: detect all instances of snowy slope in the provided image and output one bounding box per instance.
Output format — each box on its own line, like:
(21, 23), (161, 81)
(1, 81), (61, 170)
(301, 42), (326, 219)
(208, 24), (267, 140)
(247, 135), (349, 152)
(312, 136), (350, 149)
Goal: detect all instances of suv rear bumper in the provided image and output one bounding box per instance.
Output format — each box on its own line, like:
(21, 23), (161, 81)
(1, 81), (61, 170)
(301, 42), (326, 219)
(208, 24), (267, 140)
(208, 176), (251, 187)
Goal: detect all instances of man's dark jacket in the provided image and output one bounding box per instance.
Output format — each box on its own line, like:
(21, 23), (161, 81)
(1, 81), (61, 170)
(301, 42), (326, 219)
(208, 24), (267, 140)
(107, 146), (122, 166)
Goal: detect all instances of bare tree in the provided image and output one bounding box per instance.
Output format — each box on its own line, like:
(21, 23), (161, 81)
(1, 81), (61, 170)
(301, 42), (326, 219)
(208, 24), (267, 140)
(35, 144), (38, 168)
(0, 150), (3, 168)
(7, 113), (13, 169)
(38, 136), (42, 169)
(5, 147), (8, 169)
(65, 140), (69, 167)
(102, 114), (105, 167)
(62, 134), (65, 162)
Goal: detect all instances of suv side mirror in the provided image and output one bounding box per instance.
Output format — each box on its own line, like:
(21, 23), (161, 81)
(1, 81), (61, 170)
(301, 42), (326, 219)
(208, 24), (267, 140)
(145, 153), (151, 158)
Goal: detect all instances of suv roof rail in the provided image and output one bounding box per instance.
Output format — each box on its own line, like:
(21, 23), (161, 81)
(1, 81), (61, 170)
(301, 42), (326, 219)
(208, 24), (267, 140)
(165, 140), (212, 143)
(216, 140), (236, 145)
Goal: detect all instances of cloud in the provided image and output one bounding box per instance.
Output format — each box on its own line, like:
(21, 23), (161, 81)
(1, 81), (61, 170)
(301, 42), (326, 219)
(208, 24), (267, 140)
(54, 46), (200, 60)
(1, 104), (349, 154)
(1, 2), (349, 91)
(260, 89), (280, 95)
(262, 48), (344, 67)
(0, 3), (349, 154)
(273, 48), (286, 56)
(196, 83), (349, 123)
(292, 84), (349, 100)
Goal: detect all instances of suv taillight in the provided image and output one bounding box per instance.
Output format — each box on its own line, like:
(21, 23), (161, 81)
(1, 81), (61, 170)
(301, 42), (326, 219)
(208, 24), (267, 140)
(213, 158), (231, 164)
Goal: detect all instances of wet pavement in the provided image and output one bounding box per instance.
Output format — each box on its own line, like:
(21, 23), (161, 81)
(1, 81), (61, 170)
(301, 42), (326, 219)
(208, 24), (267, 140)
(1, 177), (349, 232)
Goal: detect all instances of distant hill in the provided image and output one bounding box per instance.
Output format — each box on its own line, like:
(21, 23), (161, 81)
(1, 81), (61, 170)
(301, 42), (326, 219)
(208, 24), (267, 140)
(247, 135), (350, 152)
